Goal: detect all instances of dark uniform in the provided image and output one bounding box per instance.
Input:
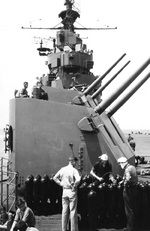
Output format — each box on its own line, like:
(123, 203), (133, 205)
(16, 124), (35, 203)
(90, 154), (114, 228)
(34, 81), (48, 100)
(129, 138), (136, 151)
(92, 160), (112, 183)
(38, 88), (48, 100)
(118, 157), (138, 231)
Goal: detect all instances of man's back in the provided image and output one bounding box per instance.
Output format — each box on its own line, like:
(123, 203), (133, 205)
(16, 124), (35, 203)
(54, 164), (80, 189)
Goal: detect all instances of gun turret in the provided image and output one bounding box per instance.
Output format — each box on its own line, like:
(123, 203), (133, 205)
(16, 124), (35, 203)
(94, 58), (150, 114)
(107, 72), (150, 117)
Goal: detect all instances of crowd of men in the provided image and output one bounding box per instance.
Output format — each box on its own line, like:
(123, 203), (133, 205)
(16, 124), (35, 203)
(53, 153), (138, 231)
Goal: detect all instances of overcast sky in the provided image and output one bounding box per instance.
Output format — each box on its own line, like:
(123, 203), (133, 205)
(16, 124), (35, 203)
(0, 0), (150, 130)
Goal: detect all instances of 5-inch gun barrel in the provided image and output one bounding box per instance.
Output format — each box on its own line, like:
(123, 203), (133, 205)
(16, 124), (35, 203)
(107, 72), (150, 117)
(92, 60), (130, 99)
(94, 58), (150, 114)
(82, 53), (126, 96)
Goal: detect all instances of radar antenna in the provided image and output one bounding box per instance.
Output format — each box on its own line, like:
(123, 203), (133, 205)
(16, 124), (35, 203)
(22, 0), (117, 31)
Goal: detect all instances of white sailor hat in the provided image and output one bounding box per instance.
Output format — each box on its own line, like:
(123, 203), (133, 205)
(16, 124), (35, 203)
(117, 156), (127, 163)
(98, 154), (108, 161)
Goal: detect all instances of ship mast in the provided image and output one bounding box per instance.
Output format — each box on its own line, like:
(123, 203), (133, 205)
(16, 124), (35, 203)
(21, 0), (117, 89)
(22, 0), (117, 31)
(58, 0), (80, 32)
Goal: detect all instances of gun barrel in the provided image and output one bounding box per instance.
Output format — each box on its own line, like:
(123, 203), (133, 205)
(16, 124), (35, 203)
(92, 60), (130, 99)
(107, 72), (150, 117)
(82, 53), (126, 96)
(94, 58), (150, 114)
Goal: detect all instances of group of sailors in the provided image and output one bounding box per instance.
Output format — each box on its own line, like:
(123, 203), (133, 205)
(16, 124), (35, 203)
(0, 153), (138, 231)
(14, 81), (48, 100)
(52, 153), (138, 231)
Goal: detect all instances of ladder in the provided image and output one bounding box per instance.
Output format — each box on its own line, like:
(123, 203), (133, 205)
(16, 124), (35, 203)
(0, 157), (18, 212)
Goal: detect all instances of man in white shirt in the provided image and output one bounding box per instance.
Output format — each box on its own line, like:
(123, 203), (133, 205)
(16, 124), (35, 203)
(53, 156), (81, 231)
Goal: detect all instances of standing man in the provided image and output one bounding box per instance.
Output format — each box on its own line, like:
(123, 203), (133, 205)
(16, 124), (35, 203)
(117, 157), (138, 231)
(90, 154), (115, 227)
(53, 156), (81, 231)
(129, 137), (136, 152)
(127, 134), (133, 143)
(90, 153), (114, 183)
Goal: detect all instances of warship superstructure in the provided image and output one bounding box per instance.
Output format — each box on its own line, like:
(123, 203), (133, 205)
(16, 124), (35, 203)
(6, 0), (136, 182)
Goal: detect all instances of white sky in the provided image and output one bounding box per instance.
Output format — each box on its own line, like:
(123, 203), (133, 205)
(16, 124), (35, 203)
(0, 0), (150, 130)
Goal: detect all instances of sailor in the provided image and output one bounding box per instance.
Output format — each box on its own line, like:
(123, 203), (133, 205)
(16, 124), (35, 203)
(127, 134), (133, 143)
(90, 154), (115, 226)
(129, 137), (136, 151)
(53, 156), (81, 231)
(15, 82), (29, 98)
(10, 198), (35, 231)
(90, 153), (114, 183)
(36, 81), (48, 100)
(0, 206), (14, 231)
(117, 157), (138, 231)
